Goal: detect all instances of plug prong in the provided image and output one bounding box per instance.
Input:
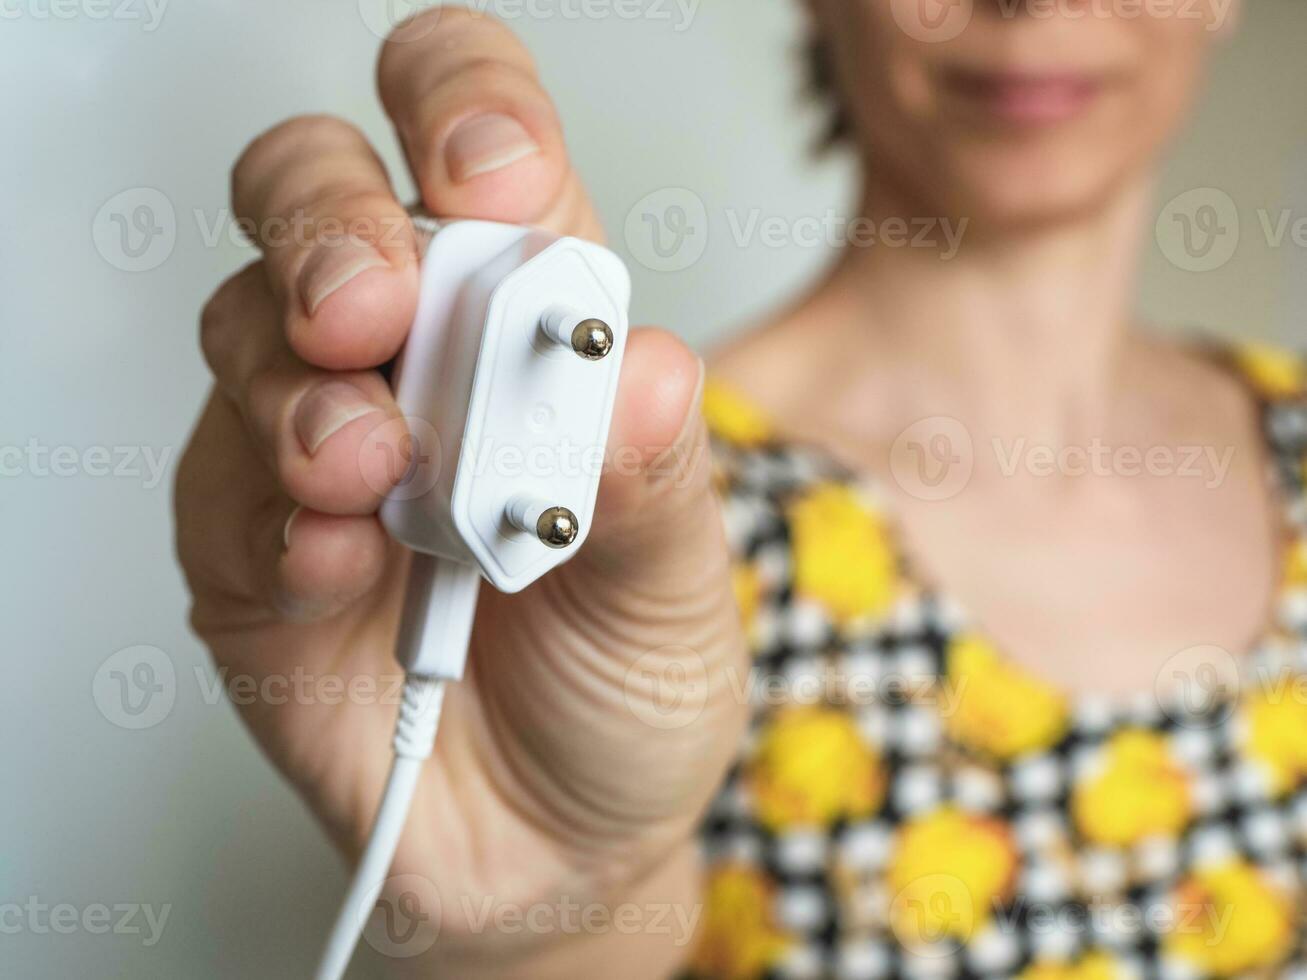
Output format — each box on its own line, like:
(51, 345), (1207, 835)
(540, 307), (614, 361)
(506, 496), (580, 548)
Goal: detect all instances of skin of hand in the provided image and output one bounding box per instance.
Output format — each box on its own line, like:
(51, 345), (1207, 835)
(173, 9), (748, 978)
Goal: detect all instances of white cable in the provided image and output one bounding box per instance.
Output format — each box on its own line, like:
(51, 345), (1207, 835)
(313, 676), (447, 980)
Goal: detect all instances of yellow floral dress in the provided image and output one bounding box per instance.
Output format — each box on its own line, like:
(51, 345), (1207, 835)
(686, 347), (1307, 980)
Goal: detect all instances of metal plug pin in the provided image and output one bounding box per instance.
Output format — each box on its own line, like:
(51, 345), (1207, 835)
(540, 307), (614, 361)
(506, 496), (580, 549)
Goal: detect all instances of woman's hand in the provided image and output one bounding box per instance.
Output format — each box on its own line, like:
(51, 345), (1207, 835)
(173, 10), (747, 977)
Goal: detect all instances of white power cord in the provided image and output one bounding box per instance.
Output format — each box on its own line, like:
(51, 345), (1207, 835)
(312, 675), (449, 980)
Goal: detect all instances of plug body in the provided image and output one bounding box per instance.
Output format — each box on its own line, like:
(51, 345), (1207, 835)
(381, 220), (631, 594)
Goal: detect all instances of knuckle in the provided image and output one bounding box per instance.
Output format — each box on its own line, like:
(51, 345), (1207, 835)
(232, 114), (366, 210)
(243, 356), (299, 429)
(449, 55), (539, 95)
(378, 8), (536, 104)
(198, 265), (257, 375)
(411, 58), (545, 150)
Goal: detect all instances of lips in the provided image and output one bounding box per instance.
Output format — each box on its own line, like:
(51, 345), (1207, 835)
(941, 68), (1109, 126)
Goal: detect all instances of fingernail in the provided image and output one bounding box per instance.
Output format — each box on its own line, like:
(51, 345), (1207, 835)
(299, 242), (389, 316)
(282, 506), (302, 553)
(445, 113), (540, 183)
(295, 382), (383, 456)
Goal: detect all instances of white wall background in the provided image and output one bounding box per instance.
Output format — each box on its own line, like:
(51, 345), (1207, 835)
(1, 1), (1304, 977)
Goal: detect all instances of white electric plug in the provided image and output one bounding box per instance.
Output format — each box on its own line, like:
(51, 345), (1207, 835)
(381, 218), (630, 590)
(314, 219), (632, 980)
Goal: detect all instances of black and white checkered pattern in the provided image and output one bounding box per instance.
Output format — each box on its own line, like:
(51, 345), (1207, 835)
(690, 365), (1307, 979)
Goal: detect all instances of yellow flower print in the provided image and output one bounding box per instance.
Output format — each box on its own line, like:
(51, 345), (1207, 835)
(689, 865), (792, 980)
(788, 483), (899, 622)
(1241, 682), (1307, 796)
(1017, 951), (1123, 980)
(1284, 538), (1307, 588)
(748, 707), (885, 831)
(887, 806), (1017, 950)
(702, 380), (774, 447)
(1072, 730), (1192, 846)
(944, 635), (1069, 760)
(1164, 860), (1294, 976)
(1234, 343), (1306, 399)
(732, 562), (763, 639)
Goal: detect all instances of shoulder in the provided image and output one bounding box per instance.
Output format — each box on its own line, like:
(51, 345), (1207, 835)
(1227, 341), (1307, 403)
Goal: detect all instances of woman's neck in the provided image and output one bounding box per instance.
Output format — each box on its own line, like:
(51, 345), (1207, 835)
(799, 176), (1156, 449)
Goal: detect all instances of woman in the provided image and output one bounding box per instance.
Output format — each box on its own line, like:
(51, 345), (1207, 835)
(176, 3), (1307, 977)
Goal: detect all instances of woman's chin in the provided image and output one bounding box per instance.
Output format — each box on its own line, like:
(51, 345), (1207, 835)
(921, 150), (1143, 238)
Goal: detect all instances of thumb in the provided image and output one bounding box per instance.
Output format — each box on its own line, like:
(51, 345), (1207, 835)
(583, 328), (722, 586)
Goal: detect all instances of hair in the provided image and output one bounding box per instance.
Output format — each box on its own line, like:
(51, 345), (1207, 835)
(805, 34), (852, 148)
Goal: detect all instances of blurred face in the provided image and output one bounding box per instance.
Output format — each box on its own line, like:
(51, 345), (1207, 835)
(811, 0), (1236, 229)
